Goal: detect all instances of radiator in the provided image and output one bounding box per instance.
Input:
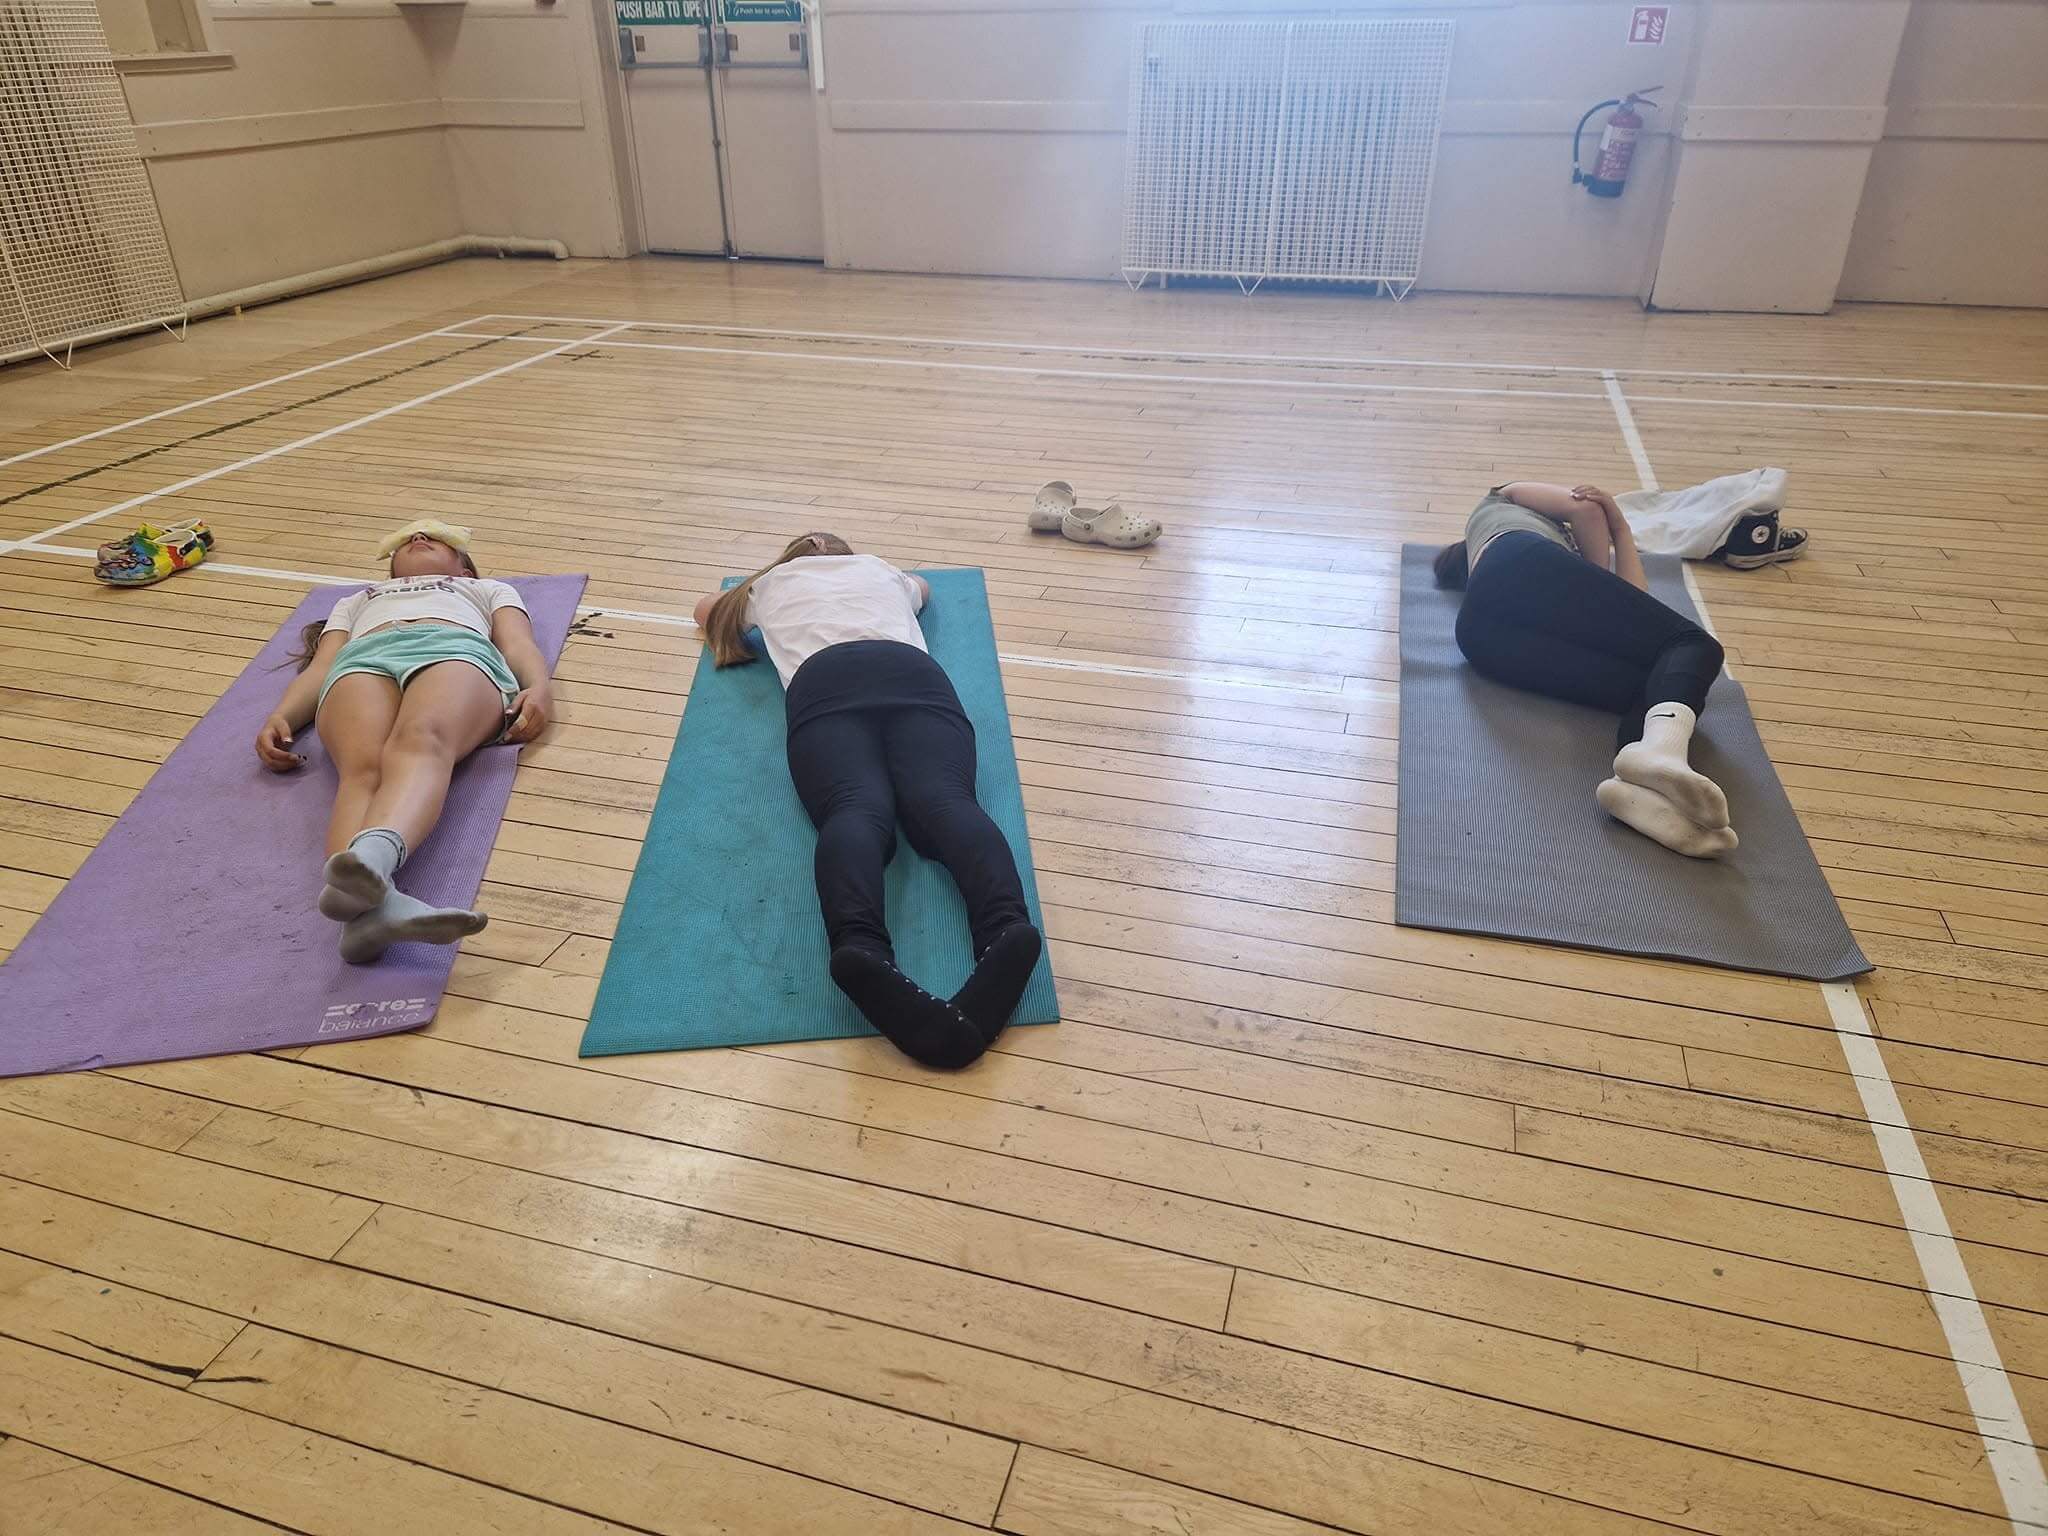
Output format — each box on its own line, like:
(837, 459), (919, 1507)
(0, 0), (185, 367)
(1121, 18), (1455, 296)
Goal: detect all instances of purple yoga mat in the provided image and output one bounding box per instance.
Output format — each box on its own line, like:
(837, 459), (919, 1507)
(0, 574), (586, 1077)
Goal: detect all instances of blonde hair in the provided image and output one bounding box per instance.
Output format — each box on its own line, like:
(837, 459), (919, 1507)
(703, 532), (853, 667)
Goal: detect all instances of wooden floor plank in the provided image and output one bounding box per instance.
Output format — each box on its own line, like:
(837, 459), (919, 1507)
(3, 259), (2047, 1533)
(0, 1333), (641, 1536)
(191, 1328), (992, 1535)
(0, 1177), (1017, 1525)
(0, 1438), (287, 1536)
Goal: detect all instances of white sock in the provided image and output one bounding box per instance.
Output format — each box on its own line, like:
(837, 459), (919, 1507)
(320, 828), (406, 920)
(1598, 778), (1738, 859)
(1614, 703), (1730, 829)
(340, 889), (488, 965)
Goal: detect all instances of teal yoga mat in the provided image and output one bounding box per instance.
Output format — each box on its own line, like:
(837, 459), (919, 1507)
(581, 568), (1058, 1056)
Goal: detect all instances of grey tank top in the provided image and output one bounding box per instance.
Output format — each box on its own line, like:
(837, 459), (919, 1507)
(1465, 490), (1575, 558)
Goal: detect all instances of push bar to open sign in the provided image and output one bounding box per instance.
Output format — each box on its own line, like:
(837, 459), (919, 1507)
(614, 0), (802, 20)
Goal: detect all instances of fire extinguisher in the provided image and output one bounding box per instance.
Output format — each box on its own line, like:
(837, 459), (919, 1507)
(1573, 87), (1661, 198)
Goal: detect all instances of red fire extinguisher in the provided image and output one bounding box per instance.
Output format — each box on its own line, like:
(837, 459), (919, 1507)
(1573, 87), (1661, 198)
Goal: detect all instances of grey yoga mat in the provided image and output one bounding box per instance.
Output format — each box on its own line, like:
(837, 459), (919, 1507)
(0, 574), (586, 1077)
(1395, 545), (1870, 981)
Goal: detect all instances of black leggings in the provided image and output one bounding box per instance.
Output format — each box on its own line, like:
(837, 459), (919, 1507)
(1455, 532), (1725, 748)
(783, 640), (1030, 961)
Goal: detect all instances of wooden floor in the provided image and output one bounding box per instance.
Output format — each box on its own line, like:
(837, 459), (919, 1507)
(2, 256), (2046, 1536)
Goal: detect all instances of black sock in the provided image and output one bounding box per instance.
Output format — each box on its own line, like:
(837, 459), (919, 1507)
(951, 923), (1041, 1044)
(829, 947), (986, 1069)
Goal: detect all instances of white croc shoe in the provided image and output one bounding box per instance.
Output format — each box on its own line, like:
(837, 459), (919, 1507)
(1028, 481), (1076, 531)
(1028, 481), (1163, 549)
(1061, 500), (1163, 550)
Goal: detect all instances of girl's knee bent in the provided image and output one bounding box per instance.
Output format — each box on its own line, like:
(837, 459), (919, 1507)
(1659, 626), (1725, 679)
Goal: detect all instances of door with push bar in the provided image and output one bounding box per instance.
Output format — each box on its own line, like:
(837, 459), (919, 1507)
(614, 0), (823, 260)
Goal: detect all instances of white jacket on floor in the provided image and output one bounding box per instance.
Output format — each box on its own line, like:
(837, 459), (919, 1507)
(1618, 467), (1789, 560)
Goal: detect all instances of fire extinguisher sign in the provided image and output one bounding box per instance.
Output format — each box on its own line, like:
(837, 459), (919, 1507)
(1628, 5), (1669, 44)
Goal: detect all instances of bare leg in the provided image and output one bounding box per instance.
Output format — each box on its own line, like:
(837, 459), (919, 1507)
(331, 663), (507, 963)
(361, 662), (507, 854)
(315, 673), (402, 858)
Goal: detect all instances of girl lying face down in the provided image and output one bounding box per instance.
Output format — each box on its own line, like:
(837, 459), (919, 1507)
(692, 533), (1042, 1070)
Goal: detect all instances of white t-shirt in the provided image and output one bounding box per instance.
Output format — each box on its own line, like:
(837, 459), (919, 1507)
(743, 554), (927, 687)
(322, 575), (526, 643)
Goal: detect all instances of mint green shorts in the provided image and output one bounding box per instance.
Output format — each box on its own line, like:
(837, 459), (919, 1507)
(318, 625), (519, 714)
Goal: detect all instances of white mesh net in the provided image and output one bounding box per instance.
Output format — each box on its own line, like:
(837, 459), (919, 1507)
(0, 0), (185, 360)
(1122, 19), (1455, 293)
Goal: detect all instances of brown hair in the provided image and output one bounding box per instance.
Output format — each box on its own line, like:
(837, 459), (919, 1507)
(702, 532), (853, 668)
(283, 546), (481, 672)
(1433, 540), (1470, 590)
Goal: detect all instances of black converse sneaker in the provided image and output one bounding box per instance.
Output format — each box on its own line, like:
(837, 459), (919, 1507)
(1767, 525), (1809, 564)
(1722, 519), (1809, 569)
(1720, 510), (1782, 569)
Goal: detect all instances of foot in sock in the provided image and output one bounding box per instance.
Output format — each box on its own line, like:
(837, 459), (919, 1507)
(319, 879), (377, 922)
(830, 946), (986, 1069)
(1597, 778), (1738, 859)
(341, 888), (488, 965)
(1613, 703), (1730, 828)
(951, 923), (1042, 1044)
(321, 828), (406, 919)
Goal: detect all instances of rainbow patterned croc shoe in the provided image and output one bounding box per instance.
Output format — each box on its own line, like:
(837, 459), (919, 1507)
(94, 520), (215, 587)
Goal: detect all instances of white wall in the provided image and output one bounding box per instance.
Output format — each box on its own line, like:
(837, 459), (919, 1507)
(123, 10), (460, 299)
(815, 0), (1697, 297)
(116, 1), (629, 304)
(100, 0), (2043, 312)
(422, 2), (635, 261)
(817, 0), (1143, 281)
(1420, 0), (1692, 298)
(814, 0), (2048, 310)
(1645, 0), (1911, 312)
(1839, 0), (2048, 307)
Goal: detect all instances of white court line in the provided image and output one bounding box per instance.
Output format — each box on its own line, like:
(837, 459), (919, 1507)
(1621, 392), (2048, 423)
(437, 330), (1608, 405)
(0, 327), (468, 473)
(472, 311), (2048, 395)
(6, 541), (1350, 698)
(1603, 371), (1659, 492)
(7, 315), (2043, 1507)
(0, 324), (631, 558)
(447, 327), (2048, 422)
(986, 650), (1344, 696)
(15, 542), (686, 628)
(15, 545), (363, 587)
(1826, 987), (2048, 1485)
(1604, 377), (2048, 1532)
